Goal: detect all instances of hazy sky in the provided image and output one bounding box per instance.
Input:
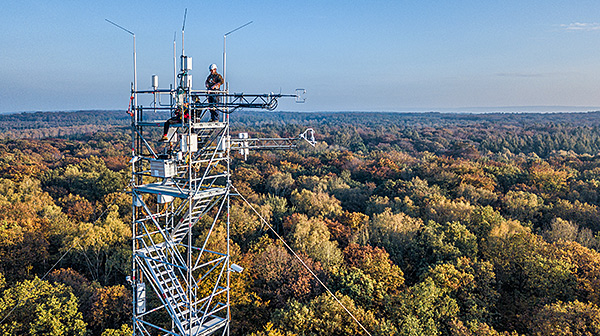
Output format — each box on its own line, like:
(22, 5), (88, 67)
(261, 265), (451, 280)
(2, 0), (600, 113)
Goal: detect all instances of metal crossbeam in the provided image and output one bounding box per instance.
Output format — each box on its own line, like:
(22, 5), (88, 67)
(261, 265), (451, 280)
(189, 92), (295, 111)
(231, 128), (316, 151)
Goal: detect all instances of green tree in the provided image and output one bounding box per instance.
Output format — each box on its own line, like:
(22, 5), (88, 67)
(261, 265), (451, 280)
(43, 156), (127, 202)
(405, 220), (478, 281)
(65, 205), (131, 283)
(390, 277), (460, 336)
(0, 277), (87, 336)
(484, 232), (578, 332)
(273, 292), (383, 336)
(333, 268), (383, 309)
(100, 324), (133, 336)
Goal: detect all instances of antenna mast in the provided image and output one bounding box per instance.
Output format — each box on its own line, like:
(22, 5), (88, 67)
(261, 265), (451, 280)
(181, 8), (187, 56)
(127, 13), (306, 336)
(173, 32), (177, 87)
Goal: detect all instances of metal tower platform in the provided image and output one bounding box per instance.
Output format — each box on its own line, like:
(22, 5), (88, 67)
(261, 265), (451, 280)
(129, 48), (311, 335)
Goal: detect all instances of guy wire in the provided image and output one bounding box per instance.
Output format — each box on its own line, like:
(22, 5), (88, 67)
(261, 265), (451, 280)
(231, 184), (373, 336)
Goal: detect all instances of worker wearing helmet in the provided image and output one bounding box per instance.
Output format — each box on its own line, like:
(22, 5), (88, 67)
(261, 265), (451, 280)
(205, 64), (224, 122)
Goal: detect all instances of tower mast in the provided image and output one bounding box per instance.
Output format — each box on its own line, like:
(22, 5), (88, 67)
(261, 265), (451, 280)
(127, 23), (307, 336)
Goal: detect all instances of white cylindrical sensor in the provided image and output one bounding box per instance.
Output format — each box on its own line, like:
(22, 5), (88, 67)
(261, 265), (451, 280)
(182, 56), (192, 71)
(152, 75), (159, 89)
(183, 75), (192, 89)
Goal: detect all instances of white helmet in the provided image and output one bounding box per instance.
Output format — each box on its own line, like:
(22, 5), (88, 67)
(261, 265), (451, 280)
(209, 64), (217, 71)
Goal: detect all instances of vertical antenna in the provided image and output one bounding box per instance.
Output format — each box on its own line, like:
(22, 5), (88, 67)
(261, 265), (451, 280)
(181, 8), (187, 57)
(173, 32), (177, 87)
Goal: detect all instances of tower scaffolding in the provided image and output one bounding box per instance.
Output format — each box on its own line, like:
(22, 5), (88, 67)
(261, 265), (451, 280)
(129, 51), (311, 336)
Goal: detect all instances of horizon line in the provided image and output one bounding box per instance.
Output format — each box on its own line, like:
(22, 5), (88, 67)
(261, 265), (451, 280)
(2, 105), (600, 115)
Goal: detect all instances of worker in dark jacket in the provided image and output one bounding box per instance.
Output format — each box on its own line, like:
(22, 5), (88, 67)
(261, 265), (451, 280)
(160, 104), (189, 142)
(205, 64), (224, 122)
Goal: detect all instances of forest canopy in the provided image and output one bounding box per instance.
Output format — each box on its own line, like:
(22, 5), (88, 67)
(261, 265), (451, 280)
(1, 109), (600, 335)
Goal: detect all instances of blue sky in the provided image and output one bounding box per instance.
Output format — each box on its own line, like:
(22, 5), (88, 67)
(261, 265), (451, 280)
(2, 0), (600, 113)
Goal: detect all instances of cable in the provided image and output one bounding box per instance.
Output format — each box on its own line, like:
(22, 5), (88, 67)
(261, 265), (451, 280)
(231, 184), (373, 336)
(0, 186), (130, 324)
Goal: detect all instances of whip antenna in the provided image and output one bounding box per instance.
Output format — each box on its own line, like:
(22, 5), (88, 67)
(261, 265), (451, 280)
(105, 18), (134, 36)
(105, 18), (137, 118)
(223, 21), (253, 91)
(173, 32), (177, 85)
(181, 8), (187, 56)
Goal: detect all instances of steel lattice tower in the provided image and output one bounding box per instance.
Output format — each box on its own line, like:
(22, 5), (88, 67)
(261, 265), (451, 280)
(129, 49), (310, 335)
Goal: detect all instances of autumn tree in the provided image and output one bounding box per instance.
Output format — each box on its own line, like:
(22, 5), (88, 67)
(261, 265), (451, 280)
(528, 300), (600, 336)
(332, 244), (404, 311)
(284, 214), (344, 272)
(265, 172), (295, 196)
(0, 177), (54, 282)
(552, 240), (600, 306)
(289, 189), (342, 218)
(100, 324), (133, 336)
(342, 243), (404, 295)
(89, 285), (132, 333)
(250, 243), (324, 308)
(248, 322), (297, 336)
(426, 258), (499, 325)
(367, 209), (422, 266)
(501, 191), (543, 225)
(48, 268), (98, 327)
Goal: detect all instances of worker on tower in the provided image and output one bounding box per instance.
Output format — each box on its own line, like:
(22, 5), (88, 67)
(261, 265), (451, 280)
(205, 63), (224, 122)
(161, 103), (189, 142)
